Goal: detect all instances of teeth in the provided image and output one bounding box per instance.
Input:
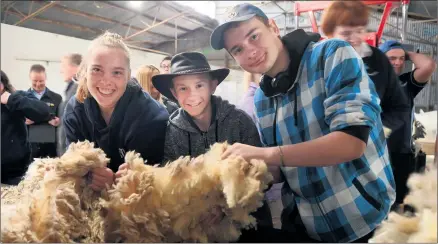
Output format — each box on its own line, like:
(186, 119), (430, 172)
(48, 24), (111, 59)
(98, 88), (114, 95)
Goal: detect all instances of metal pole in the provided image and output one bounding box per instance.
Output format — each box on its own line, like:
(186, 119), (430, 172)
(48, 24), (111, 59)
(295, 14), (298, 30)
(284, 13), (287, 36)
(401, 1), (408, 43)
(175, 19), (178, 54)
(396, 5), (399, 41)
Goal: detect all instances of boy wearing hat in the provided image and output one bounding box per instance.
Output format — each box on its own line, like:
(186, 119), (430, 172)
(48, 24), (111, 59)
(152, 51), (273, 234)
(210, 3), (396, 243)
(379, 40), (436, 204)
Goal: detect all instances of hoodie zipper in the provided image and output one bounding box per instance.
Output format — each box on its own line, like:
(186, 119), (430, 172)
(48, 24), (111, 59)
(202, 132), (209, 148)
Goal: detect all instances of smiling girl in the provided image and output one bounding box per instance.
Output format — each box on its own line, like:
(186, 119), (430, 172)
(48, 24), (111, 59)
(63, 32), (169, 191)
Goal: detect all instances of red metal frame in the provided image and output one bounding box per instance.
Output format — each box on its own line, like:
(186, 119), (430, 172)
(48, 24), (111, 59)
(294, 0), (410, 46)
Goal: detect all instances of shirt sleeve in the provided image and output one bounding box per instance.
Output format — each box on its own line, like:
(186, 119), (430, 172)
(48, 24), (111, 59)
(323, 40), (382, 133)
(400, 69), (427, 99)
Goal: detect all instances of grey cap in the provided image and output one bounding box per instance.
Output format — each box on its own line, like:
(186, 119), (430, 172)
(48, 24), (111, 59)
(210, 3), (268, 50)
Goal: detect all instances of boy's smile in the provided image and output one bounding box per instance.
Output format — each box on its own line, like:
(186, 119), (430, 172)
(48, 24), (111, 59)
(171, 73), (218, 121)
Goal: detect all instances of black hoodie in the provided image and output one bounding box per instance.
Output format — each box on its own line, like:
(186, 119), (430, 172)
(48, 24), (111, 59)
(163, 95), (262, 161)
(63, 82), (169, 172)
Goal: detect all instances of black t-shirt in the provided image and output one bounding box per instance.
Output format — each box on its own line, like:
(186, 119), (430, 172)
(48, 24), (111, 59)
(387, 69), (427, 153)
(362, 46), (410, 145)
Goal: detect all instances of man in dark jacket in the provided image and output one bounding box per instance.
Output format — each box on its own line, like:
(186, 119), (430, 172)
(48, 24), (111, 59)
(57, 53), (81, 156)
(27, 64), (62, 159)
(152, 51), (273, 234)
(1, 70), (52, 185)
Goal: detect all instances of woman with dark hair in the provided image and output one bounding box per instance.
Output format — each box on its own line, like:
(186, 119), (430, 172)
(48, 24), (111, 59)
(1, 70), (52, 185)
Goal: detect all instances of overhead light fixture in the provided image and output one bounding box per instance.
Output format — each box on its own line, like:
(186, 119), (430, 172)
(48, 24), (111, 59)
(129, 1), (142, 8)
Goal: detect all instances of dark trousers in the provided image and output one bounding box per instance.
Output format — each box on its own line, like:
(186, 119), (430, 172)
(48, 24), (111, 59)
(1, 154), (31, 185)
(239, 202), (375, 243)
(31, 142), (57, 159)
(389, 152), (416, 204)
(237, 227), (375, 243)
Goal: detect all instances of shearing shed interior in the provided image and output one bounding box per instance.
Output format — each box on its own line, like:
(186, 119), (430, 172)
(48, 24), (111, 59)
(1, 1), (437, 243)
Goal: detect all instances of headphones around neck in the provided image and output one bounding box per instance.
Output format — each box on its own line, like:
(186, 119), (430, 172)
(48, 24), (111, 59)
(259, 70), (294, 97)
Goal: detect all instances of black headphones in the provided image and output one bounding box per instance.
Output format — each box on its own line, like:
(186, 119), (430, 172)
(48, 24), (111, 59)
(259, 70), (295, 97)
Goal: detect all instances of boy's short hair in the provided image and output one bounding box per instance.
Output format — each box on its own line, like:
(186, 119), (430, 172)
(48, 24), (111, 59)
(321, 1), (369, 37)
(161, 56), (172, 64)
(29, 64), (46, 73)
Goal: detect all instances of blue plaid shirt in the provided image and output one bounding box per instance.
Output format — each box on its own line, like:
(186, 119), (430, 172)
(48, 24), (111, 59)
(254, 39), (395, 242)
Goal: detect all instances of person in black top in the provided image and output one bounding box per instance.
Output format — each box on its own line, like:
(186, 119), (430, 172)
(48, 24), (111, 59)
(379, 40), (437, 204)
(1, 70), (52, 185)
(57, 53), (81, 156)
(159, 56), (180, 110)
(320, 1), (410, 141)
(27, 64), (62, 158)
(63, 31), (168, 192)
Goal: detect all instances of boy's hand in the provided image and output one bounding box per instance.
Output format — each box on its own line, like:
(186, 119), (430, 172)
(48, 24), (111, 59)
(89, 167), (115, 191)
(221, 143), (264, 162)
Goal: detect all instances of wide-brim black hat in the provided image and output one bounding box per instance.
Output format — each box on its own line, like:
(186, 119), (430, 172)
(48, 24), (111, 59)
(152, 52), (230, 101)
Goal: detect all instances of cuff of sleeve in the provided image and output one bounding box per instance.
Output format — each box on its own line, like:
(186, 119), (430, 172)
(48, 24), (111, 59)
(338, 125), (371, 144)
(411, 69), (427, 87)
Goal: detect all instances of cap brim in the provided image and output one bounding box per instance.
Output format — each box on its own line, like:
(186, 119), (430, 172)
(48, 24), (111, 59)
(210, 14), (256, 50)
(152, 68), (230, 102)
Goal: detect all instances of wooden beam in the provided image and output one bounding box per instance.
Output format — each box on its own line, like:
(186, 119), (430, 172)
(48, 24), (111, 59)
(124, 11), (187, 41)
(14, 1), (58, 26)
(126, 44), (171, 56)
(7, 9), (100, 34)
(53, 3), (173, 41)
(100, 1), (192, 33)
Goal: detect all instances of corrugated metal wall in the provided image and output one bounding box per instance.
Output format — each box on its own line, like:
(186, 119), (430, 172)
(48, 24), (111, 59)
(368, 11), (437, 111)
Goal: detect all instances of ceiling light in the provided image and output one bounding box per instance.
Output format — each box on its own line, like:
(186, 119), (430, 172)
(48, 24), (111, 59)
(129, 1), (142, 8)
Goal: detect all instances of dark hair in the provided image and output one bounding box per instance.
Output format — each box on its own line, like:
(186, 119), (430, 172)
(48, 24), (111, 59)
(29, 64), (46, 73)
(321, 1), (369, 37)
(161, 56), (172, 64)
(1, 70), (15, 93)
(65, 53), (83, 66)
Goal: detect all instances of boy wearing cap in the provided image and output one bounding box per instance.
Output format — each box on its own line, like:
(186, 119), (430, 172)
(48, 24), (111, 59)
(152, 51), (273, 234)
(379, 40), (436, 204)
(211, 3), (396, 243)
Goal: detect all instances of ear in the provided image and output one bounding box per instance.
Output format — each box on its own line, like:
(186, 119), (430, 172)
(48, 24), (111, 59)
(210, 79), (219, 94)
(268, 19), (280, 36)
